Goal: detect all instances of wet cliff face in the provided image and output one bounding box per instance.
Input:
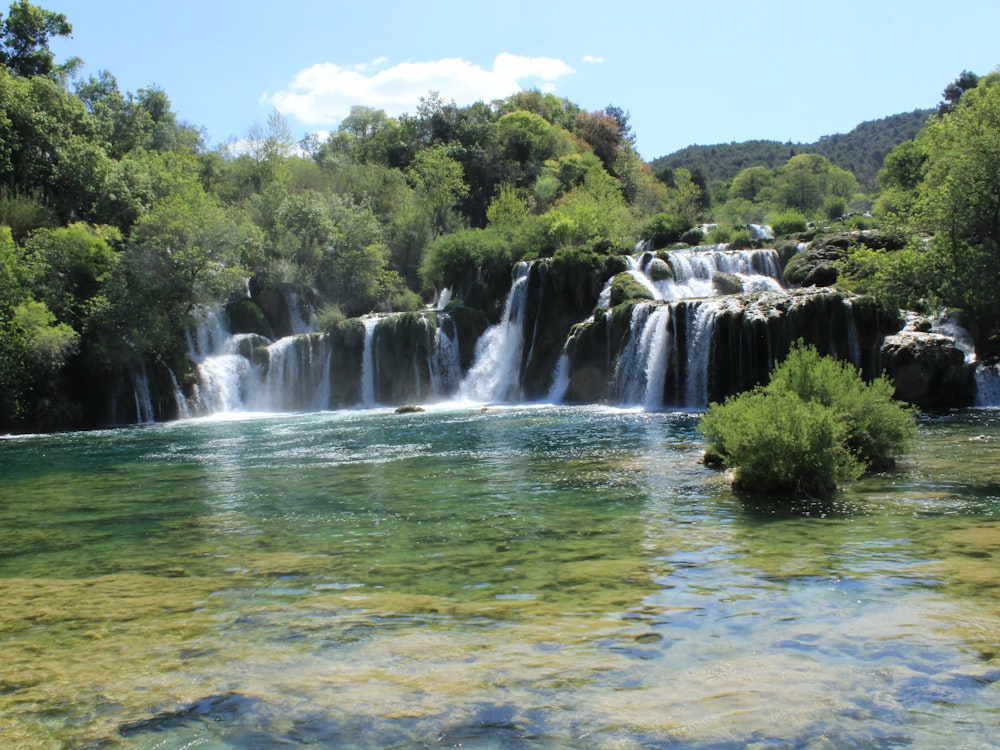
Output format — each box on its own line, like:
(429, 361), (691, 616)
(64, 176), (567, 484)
(564, 288), (901, 408)
(516, 253), (627, 400)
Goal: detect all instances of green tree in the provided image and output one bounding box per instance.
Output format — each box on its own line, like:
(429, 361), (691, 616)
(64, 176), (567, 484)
(729, 165), (773, 202)
(938, 69), (980, 115)
(911, 72), (1000, 326)
(0, 0), (80, 80)
(241, 109), (293, 193)
(23, 221), (119, 328)
(406, 144), (469, 238)
(102, 191), (262, 362)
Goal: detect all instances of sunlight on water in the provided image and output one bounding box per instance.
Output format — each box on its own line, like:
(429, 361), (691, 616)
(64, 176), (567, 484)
(1, 407), (998, 748)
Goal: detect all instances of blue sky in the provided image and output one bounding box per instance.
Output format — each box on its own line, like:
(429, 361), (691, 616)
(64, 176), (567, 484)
(47, 0), (1000, 160)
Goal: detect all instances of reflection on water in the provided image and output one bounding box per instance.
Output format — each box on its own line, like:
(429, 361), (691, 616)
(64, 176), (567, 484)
(0, 406), (998, 748)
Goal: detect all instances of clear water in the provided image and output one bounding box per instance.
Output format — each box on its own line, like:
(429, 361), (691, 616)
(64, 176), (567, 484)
(1, 406), (998, 748)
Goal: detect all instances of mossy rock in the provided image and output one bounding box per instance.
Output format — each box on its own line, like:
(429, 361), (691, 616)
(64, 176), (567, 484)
(784, 249), (841, 287)
(609, 273), (654, 307)
(647, 257), (673, 281)
(331, 317), (366, 350)
(712, 272), (744, 295)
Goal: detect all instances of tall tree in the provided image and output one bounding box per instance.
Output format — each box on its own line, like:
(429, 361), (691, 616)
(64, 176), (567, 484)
(0, 0), (79, 80)
(914, 72), (1000, 324)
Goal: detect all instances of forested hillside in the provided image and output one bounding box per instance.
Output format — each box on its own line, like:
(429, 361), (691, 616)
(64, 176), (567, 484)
(651, 109), (933, 190)
(0, 0), (996, 433)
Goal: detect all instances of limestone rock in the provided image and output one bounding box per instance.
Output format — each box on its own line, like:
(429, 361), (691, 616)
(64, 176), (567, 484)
(880, 331), (976, 408)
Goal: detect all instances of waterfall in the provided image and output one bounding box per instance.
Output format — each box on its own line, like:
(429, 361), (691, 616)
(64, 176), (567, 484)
(192, 354), (253, 414)
(748, 224), (774, 241)
(429, 314), (462, 397)
(285, 289), (314, 335)
(460, 263), (531, 403)
(252, 334), (333, 412)
(615, 303), (674, 407)
(663, 246), (783, 299)
(975, 364), (1000, 407)
(361, 317), (380, 407)
(547, 353), (571, 404)
(168, 368), (190, 419)
(434, 287), (452, 310)
(598, 247), (784, 306)
(683, 301), (720, 408)
(932, 314), (1000, 408)
(186, 307), (231, 362)
(843, 299), (862, 369)
(641, 306), (675, 409)
(131, 367), (155, 424)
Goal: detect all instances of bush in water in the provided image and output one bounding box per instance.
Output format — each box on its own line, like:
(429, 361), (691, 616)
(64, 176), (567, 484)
(700, 343), (916, 498)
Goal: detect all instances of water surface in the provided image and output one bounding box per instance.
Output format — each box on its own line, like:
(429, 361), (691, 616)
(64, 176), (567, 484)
(1, 406), (998, 748)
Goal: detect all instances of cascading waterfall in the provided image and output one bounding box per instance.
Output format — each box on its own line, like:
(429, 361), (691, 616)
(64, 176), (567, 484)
(360, 317), (380, 407)
(284, 289), (315, 335)
(460, 262), (531, 403)
(600, 246), (786, 409)
(252, 334), (333, 412)
(684, 301), (720, 408)
(428, 314), (462, 396)
(191, 352), (253, 414)
(640, 306), (676, 409)
(615, 303), (667, 406)
(843, 299), (862, 369)
(663, 246), (783, 298)
(168, 368), (189, 420)
(358, 313), (462, 407)
(547, 353), (571, 403)
(184, 306), (337, 415)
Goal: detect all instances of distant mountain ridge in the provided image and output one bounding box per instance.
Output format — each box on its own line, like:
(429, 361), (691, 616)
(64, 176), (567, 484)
(649, 109), (934, 189)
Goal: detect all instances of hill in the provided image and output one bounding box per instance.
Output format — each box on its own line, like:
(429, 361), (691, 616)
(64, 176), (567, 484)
(650, 109), (933, 190)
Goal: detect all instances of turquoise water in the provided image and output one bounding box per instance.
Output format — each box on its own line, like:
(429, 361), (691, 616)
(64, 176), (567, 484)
(1, 406), (998, 748)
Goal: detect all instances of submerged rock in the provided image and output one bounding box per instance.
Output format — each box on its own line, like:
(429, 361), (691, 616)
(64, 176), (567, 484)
(880, 331), (976, 408)
(118, 692), (260, 737)
(395, 404), (425, 414)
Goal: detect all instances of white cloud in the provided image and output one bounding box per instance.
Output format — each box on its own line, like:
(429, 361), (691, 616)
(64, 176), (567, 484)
(263, 53), (575, 127)
(582, 55), (605, 64)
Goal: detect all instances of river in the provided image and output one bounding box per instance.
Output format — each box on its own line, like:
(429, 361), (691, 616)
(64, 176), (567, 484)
(1, 405), (998, 747)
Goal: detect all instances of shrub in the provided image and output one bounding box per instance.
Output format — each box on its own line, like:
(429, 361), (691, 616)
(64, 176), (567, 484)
(644, 212), (694, 248)
(315, 303), (346, 332)
(728, 228), (753, 249)
(700, 343), (916, 498)
(769, 209), (808, 237)
(837, 241), (937, 313)
(679, 227), (704, 246)
(706, 225), (733, 244)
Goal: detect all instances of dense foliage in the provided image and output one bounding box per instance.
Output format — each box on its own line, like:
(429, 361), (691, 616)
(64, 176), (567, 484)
(700, 344), (917, 498)
(651, 110), (932, 191)
(840, 70), (1000, 357)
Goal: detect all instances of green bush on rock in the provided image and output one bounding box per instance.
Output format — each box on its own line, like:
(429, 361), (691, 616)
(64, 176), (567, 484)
(699, 343), (916, 498)
(609, 272), (654, 306)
